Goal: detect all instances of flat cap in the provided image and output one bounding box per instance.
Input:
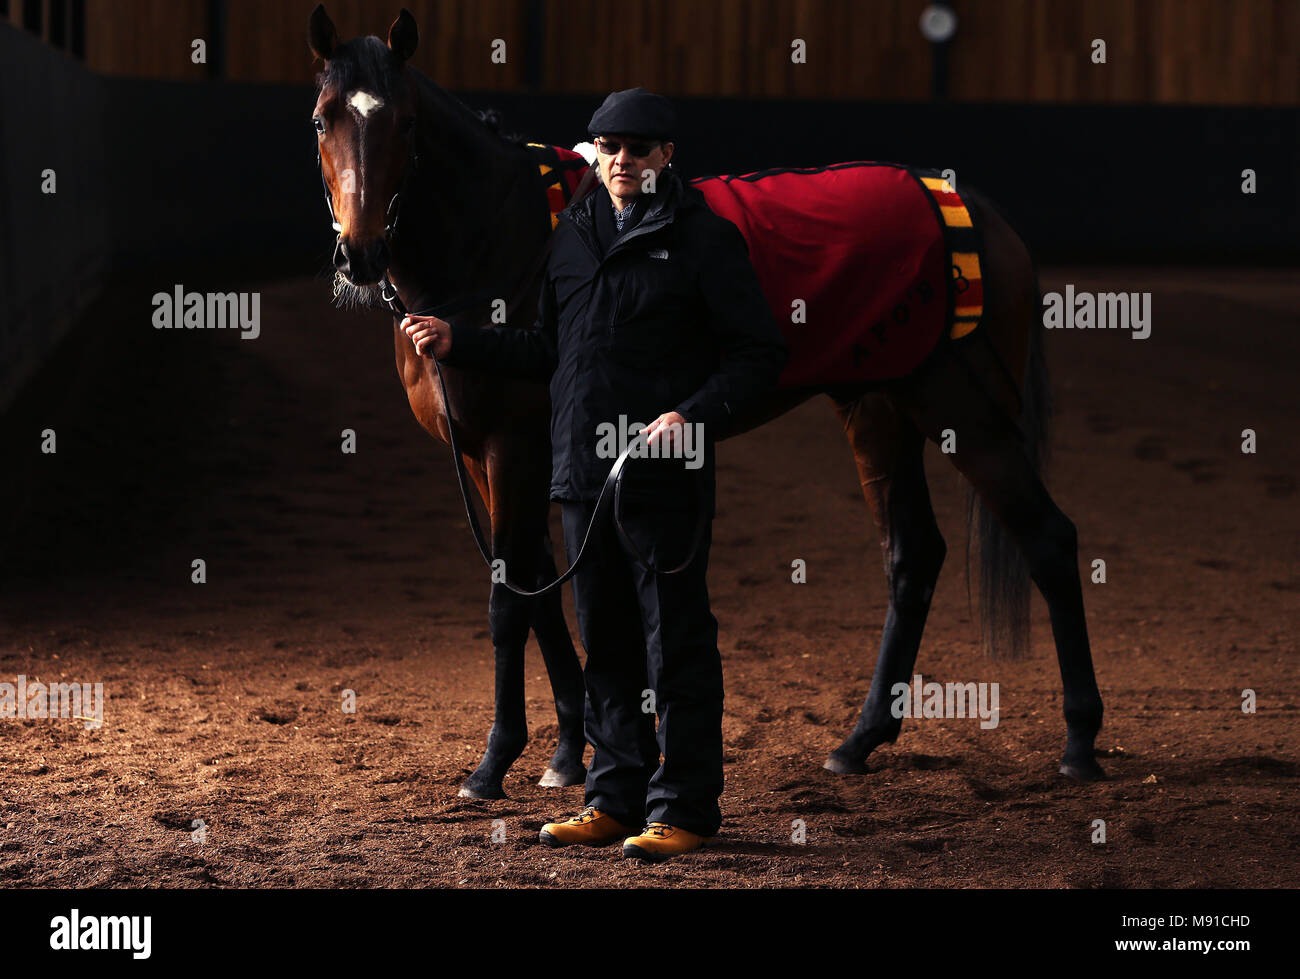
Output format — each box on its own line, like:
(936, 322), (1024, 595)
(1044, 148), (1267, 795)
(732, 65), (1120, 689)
(587, 87), (677, 141)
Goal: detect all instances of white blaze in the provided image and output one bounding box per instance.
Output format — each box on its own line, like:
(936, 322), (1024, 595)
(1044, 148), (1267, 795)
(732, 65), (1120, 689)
(348, 90), (384, 118)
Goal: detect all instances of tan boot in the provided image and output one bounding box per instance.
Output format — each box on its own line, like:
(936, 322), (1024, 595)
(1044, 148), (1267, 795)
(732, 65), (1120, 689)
(622, 822), (711, 862)
(539, 806), (635, 848)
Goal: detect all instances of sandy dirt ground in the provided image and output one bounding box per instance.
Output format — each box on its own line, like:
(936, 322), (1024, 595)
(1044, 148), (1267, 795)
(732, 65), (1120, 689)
(0, 266), (1296, 888)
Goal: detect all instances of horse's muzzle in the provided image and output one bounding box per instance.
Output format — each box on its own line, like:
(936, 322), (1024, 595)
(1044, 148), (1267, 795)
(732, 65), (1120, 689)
(333, 236), (390, 285)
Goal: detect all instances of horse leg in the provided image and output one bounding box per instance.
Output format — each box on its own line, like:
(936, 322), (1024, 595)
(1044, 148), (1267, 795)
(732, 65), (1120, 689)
(824, 394), (947, 774)
(948, 187), (1102, 778)
(530, 531), (588, 788)
(456, 445), (546, 800)
(898, 362), (1105, 781)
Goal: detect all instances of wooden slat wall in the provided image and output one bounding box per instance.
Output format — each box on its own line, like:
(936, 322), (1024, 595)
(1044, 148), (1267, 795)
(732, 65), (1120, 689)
(84, 0), (209, 79)
(224, 0), (528, 86)
(5, 0), (78, 43)
(543, 0), (932, 99)
(76, 0), (1299, 105)
(948, 0), (1300, 104)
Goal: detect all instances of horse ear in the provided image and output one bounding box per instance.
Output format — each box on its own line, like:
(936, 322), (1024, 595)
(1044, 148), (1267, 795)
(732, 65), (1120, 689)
(309, 4), (339, 61)
(388, 8), (418, 64)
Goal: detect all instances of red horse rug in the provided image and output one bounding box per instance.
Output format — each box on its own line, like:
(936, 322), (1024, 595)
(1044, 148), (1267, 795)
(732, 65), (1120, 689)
(529, 147), (985, 387)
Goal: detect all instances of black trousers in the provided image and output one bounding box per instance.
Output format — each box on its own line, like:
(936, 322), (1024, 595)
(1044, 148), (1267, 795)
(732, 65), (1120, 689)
(560, 491), (723, 838)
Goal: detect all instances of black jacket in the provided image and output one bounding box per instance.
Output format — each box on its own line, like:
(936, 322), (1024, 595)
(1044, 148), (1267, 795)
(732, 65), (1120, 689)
(442, 165), (788, 507)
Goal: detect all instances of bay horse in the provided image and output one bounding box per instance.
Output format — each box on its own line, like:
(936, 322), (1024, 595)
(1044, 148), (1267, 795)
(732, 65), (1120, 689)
(307, 6), (1105, 800)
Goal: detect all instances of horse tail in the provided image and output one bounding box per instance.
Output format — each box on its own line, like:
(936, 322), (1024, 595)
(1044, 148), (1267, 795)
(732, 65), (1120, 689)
(964, 203), (1051, 661)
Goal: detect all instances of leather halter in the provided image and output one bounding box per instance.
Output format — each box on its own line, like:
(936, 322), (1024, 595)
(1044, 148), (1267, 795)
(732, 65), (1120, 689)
(317, 143), (412, 239)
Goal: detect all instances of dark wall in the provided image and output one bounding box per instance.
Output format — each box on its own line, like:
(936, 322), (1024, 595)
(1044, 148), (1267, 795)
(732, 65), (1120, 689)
(465, 92), (1300, 264)
(0, 23), (108, 412)
(102, 82), (1300, 270)
(3, 58), (1296, 409)
(101, 77), (330, 276)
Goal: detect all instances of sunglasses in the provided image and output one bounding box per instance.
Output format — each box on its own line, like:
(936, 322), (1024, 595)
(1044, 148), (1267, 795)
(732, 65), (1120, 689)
(595, 136), (662, 158)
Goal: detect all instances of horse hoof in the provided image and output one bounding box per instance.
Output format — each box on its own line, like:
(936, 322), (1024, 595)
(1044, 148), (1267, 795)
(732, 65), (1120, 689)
(1058, 759), (1106, 782)
(538, 766), (586, 788)
(823, 753), (868, 775)
(457, 781), (506, 800)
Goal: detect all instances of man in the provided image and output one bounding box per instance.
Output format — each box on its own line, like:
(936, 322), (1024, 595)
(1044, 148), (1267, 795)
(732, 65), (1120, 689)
(401, 88), (787, 861)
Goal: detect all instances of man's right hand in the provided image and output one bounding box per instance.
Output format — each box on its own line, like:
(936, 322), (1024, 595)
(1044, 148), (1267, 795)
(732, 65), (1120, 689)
(401, 315), (452, 359)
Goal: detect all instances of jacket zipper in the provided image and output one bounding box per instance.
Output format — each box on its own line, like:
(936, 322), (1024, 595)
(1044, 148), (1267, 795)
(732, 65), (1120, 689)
(565, 186), (681, 331)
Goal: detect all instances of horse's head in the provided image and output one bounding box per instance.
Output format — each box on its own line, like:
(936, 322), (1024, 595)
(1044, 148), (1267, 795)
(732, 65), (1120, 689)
(310, 5), (419, 286)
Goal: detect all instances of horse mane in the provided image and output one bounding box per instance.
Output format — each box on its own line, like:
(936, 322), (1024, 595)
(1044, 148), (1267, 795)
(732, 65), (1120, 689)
(474, 107), (528, 146)
(404, 65), (530, 149)
(315, 37), (402, 99)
